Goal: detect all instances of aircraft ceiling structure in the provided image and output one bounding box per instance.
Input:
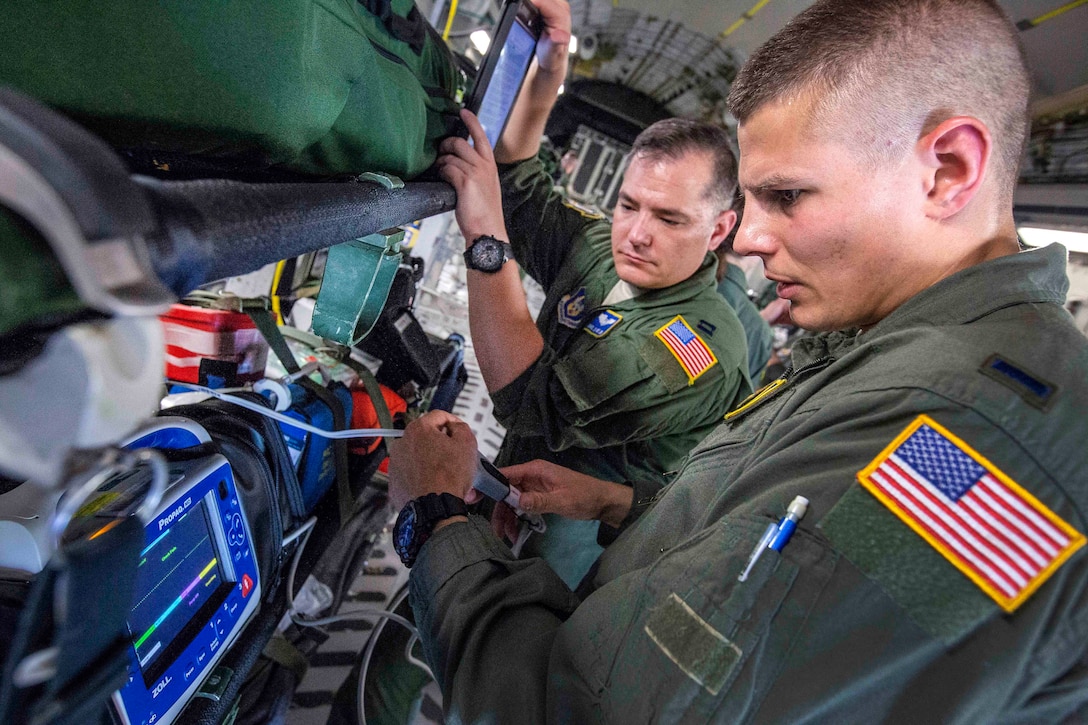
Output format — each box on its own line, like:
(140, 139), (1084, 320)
(565, 0), (1088, 118)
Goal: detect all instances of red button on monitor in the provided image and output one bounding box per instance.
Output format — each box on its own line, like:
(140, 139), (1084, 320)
(241, 574), (253, 598)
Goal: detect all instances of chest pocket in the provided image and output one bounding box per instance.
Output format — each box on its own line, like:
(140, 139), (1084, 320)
(553, 335), (655, 414)
(598, 515), (836, 723)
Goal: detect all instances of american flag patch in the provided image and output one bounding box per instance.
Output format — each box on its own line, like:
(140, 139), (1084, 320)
(654, 315), (717, 384)
(858, 415), (1084, 612)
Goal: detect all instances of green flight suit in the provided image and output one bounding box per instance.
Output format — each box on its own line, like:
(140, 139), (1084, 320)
(716, 263), (774, 384)
(491, 157), (752, 586)
(411, 243), (1088, 723)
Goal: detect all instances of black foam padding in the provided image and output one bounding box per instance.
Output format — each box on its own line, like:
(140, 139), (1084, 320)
(137, 176), (455, 296)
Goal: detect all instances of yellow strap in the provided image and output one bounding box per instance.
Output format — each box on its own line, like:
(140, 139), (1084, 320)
(442, 0), (459, 41)
(721, 0), (773, 38)
(1026, 0), (1088, 28)
(270, 259), (287, 325)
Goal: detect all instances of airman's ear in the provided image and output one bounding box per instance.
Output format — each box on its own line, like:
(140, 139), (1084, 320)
(917, 116), (992, 220)
(707, 209), (738, 252)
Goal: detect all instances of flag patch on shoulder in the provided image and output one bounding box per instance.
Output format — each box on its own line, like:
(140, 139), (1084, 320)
(857, 414), (1085, 612)
(654, 315), (717, 384)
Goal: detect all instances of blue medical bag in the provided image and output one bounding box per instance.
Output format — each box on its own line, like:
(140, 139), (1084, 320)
(278, 381), (353, 514)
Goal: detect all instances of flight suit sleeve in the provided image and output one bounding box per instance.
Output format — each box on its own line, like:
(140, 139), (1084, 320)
(499, 157), (604, 290)
(490, 323), (750, 453)
(410, 391), (1088, 723)
(409, 516), (580, 724)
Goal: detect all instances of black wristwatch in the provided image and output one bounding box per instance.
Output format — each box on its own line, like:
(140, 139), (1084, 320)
(463, 235), (514, 273)
(392, 493), (469, 568)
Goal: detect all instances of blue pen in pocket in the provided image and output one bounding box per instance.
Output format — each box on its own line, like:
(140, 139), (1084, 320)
(738, 496), (809, 582)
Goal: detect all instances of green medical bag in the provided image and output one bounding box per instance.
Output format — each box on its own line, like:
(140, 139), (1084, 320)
(0, 0), (465, 179)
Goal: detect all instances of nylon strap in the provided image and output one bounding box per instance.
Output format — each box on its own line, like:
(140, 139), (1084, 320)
(244, 303), (301, 375)
(278, 325), (395, 431)
(261, 634), (309, 682)
(0, 516), (144, 725)
(338, 356), (394, 431)
(245, 305), (352, 525)
(297, 378), (354, 527)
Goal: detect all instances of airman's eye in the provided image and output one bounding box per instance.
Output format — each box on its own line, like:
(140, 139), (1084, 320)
(776, 189), (803, 207)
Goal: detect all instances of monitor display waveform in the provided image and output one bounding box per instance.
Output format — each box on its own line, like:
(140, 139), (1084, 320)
(127, 497), (230, 684)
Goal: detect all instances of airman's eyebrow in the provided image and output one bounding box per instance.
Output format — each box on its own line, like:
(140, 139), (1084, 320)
(616, 191), (691, 222)
(743, 174), (804, 193)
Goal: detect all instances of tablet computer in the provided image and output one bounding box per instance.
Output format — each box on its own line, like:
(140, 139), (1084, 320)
(464, 0), (543, 149)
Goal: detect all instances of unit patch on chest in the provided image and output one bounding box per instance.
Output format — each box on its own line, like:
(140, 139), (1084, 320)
(856, 414), (1084, 612)
(585, 310), (622, 338)
(558, 287), (587, 329)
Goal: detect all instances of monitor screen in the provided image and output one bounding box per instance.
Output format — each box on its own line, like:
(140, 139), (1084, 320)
(127, 496), (232, 686)
(475, 19), (538, 149)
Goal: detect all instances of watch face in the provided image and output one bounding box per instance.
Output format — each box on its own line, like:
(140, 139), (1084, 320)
(469, 237), (505, 272)
(392, 502), (418, 565)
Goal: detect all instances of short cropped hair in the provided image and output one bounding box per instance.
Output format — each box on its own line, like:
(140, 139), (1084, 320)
(727, 0), (1030, 203)
(630, 118), (739, 210)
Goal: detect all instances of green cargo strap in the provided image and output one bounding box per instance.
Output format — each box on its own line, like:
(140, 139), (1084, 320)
(338, 355), (394, 431)
(296, 377), (354, 527)
(312, 228), (405, 346)
(244, 302), (302, 376)
(278, 326), (395, 431)
(356, 172), (405, 189)
(243, 306), (353, 527)
(261, 634), (309, 683)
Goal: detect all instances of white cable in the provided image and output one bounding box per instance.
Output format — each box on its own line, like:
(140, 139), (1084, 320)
(404, 632), (435, 680)
(357, 586), (430, 725)
(283, 518), (418, 635)
(282, 516), (317, 547)
(285, 518), (316, 617)
(292, 607), (418, 634)
(167, 382), (404, 440)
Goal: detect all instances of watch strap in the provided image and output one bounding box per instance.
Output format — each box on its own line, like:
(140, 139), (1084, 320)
(417, 492), (469, 527)
(395, 493), (468, 568)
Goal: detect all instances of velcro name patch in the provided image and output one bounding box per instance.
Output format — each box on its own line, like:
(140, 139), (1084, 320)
(645, 593), (741, 696)
(857, 414), (1085, 612)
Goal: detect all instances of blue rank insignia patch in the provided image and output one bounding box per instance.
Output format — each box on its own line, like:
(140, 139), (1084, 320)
(558, 287), (587, 328)
(585, 310), (623, 338)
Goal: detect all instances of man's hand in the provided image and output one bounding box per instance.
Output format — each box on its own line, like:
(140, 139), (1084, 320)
(388, 411), (478, 511)
(532, 0), (572, 75)
(435, 109), (508, 243)
(494, 0), (571, 163)
(482, 460), (633, 543)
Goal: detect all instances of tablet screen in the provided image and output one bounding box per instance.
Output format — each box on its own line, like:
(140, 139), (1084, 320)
(475, 17), (538, 148)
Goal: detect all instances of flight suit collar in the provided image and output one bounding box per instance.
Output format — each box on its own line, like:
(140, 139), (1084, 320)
(789, 244), (1070, 369)
(722, 261), (748, 289)
(604, 252), (719, 311)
